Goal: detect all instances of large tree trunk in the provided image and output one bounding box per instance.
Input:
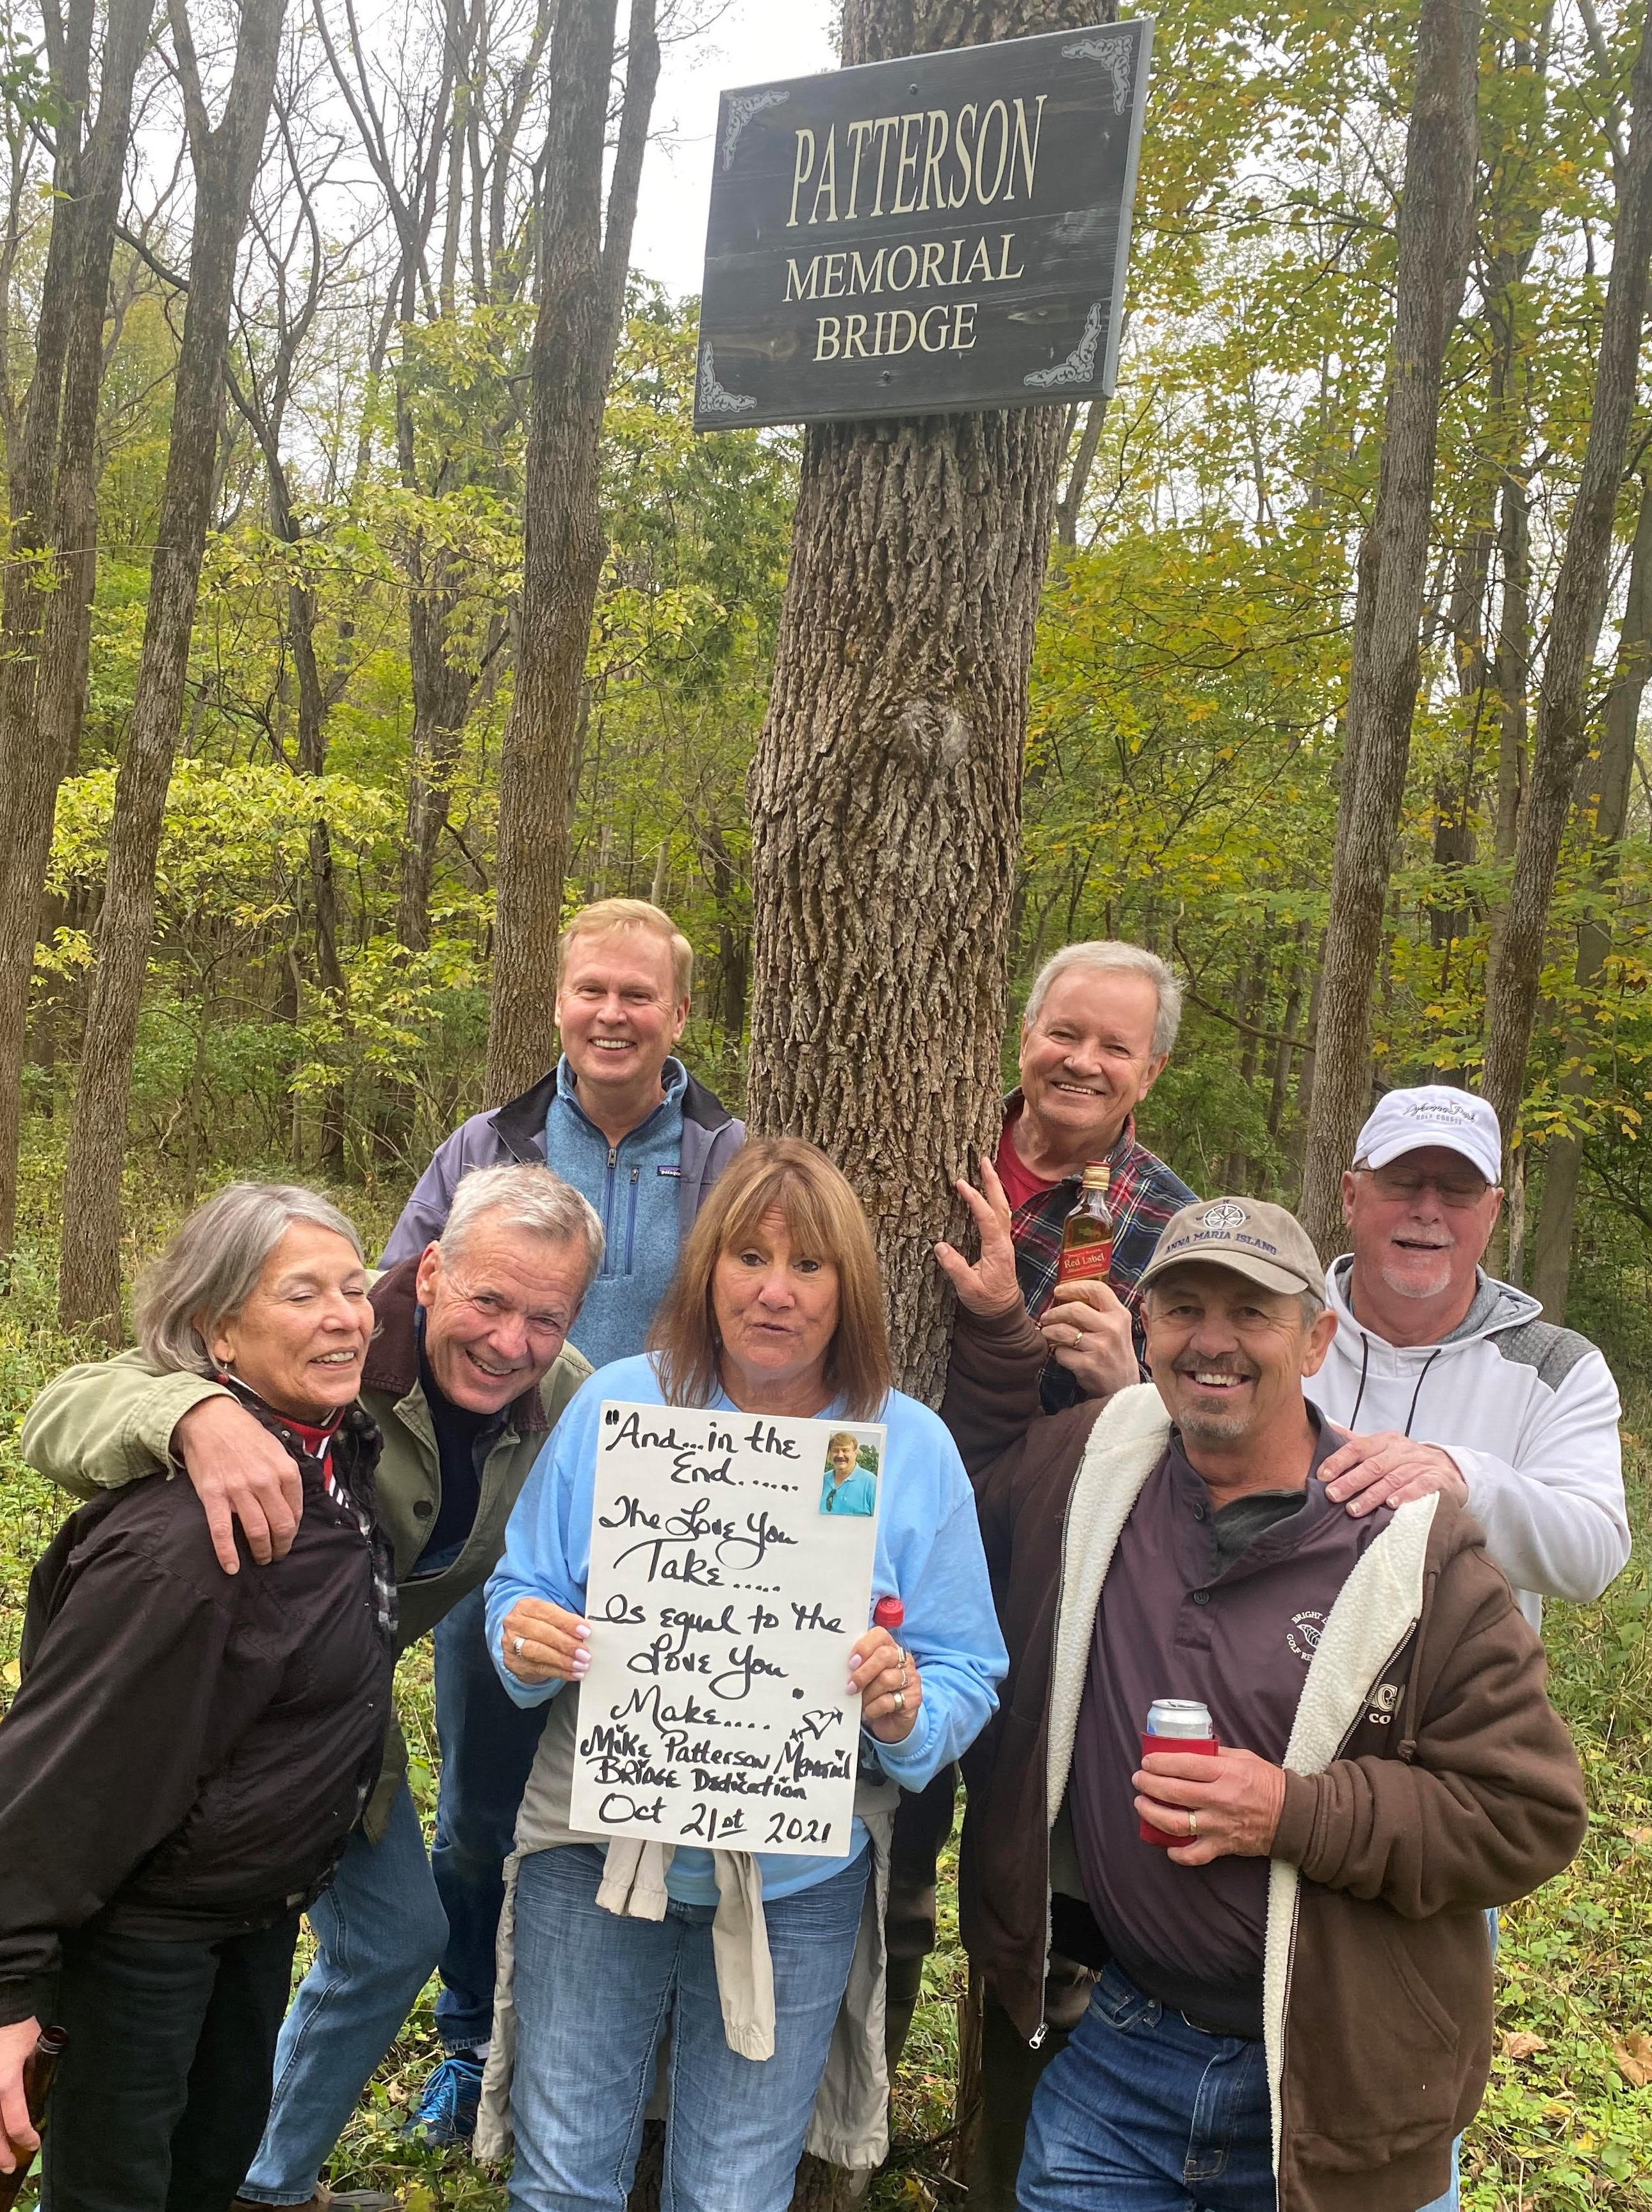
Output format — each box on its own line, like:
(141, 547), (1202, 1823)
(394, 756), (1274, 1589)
(0, 0), (148, 1252)
(1296, 0), (1481, 1258)
(1480, 8), (1652, 1156)
(485, 0), (658, 1101)
(747, 0), (1101, 1402)
(398, 558), (475, 953)
(1529, 468), (1652, 1318)
(57, 0), (285, 1332)
(750, 409), (1067, 1400)
(279, 474), (349, 1167)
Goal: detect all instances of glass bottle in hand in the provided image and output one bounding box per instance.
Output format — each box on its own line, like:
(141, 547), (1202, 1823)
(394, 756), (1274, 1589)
(1057, 1164), (1113, 1286)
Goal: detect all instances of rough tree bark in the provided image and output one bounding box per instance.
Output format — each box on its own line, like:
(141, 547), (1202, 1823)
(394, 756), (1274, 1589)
(1296, 0), (1481, 1258)
(484, 0), (658, 1101)
(57, 0), (286, 1331)
(1480, 5), (1652, 1155)
(1493, 468), (1530, 869)
(0, 0), (148, 1253)
(398, 555), (475, 953)
(746, 0), (1103, 1404)
(1530, 469), (1652, 1317)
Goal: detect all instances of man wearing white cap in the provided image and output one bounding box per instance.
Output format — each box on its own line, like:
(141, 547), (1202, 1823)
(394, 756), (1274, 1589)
(1305, 1085), (1628, 2212)
(1307, 1084), (1628, 1634)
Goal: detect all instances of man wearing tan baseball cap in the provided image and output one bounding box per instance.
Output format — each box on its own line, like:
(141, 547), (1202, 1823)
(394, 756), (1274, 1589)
(1135, 1192), (1327, 1304)
(930, 1169), (1585, 2212)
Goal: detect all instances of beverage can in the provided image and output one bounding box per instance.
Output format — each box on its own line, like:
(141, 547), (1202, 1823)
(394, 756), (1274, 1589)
(1145, 1698), (1214, 1739)
(1139, 1698), (1218, 1846)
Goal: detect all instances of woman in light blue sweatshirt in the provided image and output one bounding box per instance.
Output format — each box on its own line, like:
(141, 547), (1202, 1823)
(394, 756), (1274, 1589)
(482, 1140), (1007, 2212)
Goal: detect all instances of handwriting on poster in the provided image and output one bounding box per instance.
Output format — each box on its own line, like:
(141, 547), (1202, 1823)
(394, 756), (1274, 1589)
(569, 1404), (885, 1854)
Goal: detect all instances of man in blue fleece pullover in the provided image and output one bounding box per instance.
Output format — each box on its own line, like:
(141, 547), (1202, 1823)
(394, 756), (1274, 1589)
(382, 898), (744, 2148)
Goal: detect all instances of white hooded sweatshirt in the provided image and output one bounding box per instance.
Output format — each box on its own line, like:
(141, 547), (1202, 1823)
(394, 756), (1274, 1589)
(1304, 1257), (1630, 1632)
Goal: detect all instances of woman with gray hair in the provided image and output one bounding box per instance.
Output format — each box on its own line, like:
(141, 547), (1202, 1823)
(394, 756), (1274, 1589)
(0, 1183), (395, 2211)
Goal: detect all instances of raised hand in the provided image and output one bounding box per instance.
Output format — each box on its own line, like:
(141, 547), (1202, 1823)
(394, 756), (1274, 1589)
(935, 1156), (1024, 1318)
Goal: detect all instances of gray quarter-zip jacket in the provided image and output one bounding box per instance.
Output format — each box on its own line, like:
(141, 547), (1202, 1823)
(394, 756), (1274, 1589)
(1304, 1257), (1628, 1629)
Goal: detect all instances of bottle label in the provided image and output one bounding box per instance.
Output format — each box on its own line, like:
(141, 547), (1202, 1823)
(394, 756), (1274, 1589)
(1057, 1240), (1113, 1284)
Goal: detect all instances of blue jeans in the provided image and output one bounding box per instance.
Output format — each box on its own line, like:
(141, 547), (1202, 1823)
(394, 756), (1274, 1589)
(506, 1842), (871, 2212)
(432, 1582), (549, 2051)
(238, 1783), (448, 2204)
(1018, 1963), (1275, 2211)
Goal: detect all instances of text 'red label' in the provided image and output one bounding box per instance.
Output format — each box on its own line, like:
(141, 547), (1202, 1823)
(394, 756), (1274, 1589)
(1057, 1239), (1113, 1284)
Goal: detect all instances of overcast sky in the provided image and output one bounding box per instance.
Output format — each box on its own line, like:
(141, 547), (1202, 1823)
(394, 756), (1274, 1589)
(630, 1), (838, 299)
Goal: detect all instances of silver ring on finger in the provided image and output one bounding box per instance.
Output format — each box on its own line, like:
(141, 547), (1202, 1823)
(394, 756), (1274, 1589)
(892, 1690), (905, 1712)
(512, 1635), (527, 1656)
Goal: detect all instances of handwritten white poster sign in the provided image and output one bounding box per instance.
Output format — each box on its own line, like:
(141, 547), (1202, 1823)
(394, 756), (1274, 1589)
(569, 1402), (886, 1855)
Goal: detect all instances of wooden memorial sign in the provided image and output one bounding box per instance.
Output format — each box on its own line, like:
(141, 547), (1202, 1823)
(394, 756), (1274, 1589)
(569, 1402), (887, 1854)
(694, 17), (1153, 430)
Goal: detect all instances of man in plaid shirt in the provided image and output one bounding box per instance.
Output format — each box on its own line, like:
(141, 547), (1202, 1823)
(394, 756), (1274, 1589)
(994, 940), (1197, 1414)
(885, 942), (1198, 2210)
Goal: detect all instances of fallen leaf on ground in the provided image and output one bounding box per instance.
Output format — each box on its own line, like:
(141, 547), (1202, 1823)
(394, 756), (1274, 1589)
(1612, 2032), (1652, 2088)
(1626, 1826), (1652, 1848)
(1501, 2031), (1546, 2061)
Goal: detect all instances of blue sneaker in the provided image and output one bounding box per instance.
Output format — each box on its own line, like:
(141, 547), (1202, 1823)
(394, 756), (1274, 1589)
(404, 2050), (484, 2145)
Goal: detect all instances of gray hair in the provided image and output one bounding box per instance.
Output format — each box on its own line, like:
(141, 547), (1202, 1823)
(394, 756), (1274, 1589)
(1024, 941), (1184, 1058)
(134, 1183), (365, 1377)
(439, 1163), (604, 1286)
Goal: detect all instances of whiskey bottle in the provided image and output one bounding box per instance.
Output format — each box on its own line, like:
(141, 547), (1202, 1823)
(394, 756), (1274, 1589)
(1056, 1164), (1113, 1286)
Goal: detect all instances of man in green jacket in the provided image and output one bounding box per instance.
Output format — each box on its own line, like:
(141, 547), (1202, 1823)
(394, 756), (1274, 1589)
(22, 1161), (600, 2212)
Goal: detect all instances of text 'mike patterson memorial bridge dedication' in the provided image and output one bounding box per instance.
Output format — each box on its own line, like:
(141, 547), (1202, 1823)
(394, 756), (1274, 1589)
(694, 17), (1154, 430)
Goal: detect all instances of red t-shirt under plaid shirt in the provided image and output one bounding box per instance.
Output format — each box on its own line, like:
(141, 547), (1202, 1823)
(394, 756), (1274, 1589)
(995, 1095), (1197, 1413)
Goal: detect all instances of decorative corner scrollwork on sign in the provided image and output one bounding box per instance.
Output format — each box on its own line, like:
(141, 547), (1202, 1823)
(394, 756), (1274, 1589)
(1061, 35), (1133, 113)
(722, 88), (789, 167)
(697, 343), (757, 416)
(1024, 302), (1107, 390)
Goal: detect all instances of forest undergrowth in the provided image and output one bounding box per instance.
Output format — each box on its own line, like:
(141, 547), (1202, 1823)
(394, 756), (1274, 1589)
(0, 1145), (1647, 2209)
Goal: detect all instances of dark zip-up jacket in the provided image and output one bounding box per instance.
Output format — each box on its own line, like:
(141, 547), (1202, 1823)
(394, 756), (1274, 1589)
(940, 1300), (1587, 2212)
(0, 1402), (394, 2026)
(17, 1265), (591, 1843)
(379, 1062), (744, 1267)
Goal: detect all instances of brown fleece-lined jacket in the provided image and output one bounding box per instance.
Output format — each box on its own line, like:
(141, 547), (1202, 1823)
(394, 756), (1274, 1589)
(940, 1302), (1589, 2212)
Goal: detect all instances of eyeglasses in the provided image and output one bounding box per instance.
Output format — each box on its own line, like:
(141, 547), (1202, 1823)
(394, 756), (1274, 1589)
(1357, 1167), (1493, 1208)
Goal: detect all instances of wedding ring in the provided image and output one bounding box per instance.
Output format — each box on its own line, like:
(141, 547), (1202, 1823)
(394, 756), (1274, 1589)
(512, 1635), (527, 1656)
(1188, 1810), (1198, 1840)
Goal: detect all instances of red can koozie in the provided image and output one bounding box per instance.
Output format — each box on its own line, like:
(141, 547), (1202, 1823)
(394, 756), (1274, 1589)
(1140, 1697), (1218, 1844)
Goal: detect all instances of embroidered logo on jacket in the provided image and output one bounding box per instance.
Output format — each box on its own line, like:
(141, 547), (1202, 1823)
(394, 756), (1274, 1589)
(1286, 1609), (1325, 1662)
